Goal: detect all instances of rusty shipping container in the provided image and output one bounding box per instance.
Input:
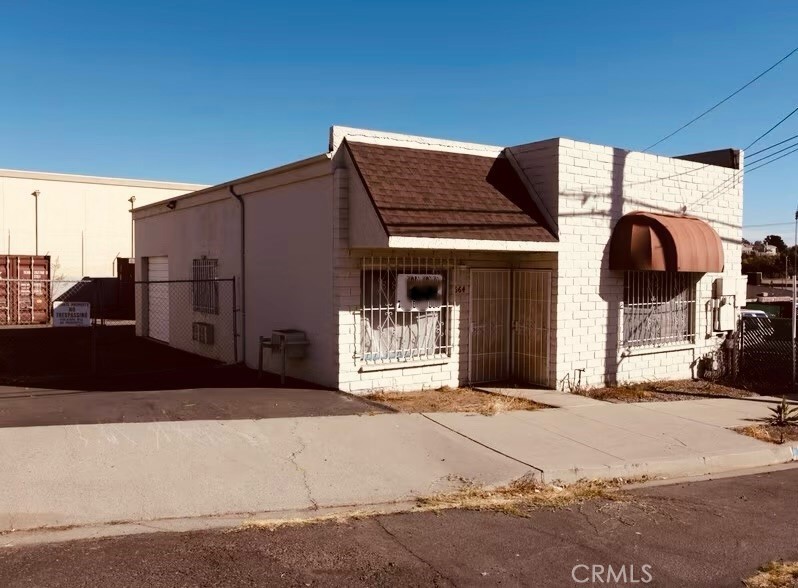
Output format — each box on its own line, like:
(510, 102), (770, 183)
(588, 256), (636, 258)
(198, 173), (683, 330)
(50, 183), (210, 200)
(0, 255), (51, 325)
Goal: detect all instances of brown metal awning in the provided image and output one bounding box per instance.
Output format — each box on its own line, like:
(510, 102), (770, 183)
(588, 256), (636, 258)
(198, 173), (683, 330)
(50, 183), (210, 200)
(609, 212), (724, 272)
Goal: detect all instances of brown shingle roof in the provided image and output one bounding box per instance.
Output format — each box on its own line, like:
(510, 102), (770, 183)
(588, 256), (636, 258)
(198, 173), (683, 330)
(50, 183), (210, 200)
(345, 141), (557, 242)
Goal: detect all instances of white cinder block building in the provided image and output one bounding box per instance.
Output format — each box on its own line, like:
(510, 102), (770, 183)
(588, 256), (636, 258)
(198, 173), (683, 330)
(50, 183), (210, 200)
(133, 126), (745, 391)
(0, 168), (206, 279)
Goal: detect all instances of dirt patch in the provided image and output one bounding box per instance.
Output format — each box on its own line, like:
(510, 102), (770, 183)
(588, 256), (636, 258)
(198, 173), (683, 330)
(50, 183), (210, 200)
(734, 425), (798, 445)
(366, 386), (544, 415)
(578, 379), (756, 403)
(744, 561), (798, 588)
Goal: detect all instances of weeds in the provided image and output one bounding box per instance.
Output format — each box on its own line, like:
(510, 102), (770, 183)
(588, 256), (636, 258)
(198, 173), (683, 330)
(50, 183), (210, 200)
(415, 478), (626, 517)
(743, 560), (798, 588)
(242, 478), (630, 531)
(768, 397), (798, 427)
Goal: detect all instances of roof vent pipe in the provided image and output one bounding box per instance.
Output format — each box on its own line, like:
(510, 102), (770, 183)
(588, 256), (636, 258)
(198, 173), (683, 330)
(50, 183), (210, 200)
(230, 185), (246, 364)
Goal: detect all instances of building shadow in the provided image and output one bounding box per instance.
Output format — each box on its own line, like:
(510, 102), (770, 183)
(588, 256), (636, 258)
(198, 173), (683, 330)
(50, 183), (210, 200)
(598, 148), (628, 386)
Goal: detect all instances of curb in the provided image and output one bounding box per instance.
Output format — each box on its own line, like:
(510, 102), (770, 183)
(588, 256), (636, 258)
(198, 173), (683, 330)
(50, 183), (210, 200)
(541, 443), (798, 484)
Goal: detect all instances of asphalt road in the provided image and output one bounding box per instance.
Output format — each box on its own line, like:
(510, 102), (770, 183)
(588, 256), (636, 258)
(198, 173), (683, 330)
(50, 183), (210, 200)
(0, 366), (388, 427)
(2, 467), (798, 587)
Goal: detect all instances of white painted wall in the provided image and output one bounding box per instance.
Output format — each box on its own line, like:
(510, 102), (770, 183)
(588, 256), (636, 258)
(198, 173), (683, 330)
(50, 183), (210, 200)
(0, 169), (204, 280)
(133, 156), (337, 384)
(242, 165), (337, 387)
(134, 195), (241, 362)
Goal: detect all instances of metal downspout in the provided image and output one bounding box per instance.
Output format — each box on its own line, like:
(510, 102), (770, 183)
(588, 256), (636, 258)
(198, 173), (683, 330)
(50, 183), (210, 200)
(230, 186), (246, 364)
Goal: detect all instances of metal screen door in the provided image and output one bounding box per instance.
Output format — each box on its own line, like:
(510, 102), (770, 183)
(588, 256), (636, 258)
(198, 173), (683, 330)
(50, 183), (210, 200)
(469, 270), (511, 383)
(511, 270), (551, 387)
(469, 269), (551, 386)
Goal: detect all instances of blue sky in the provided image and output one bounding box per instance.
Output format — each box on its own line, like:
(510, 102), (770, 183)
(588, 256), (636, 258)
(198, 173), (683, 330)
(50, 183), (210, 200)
(0, 1), (796, 241)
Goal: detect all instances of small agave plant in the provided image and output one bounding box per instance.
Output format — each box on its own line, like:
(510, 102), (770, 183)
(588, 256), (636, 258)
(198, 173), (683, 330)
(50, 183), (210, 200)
(769, 396), (798, 427)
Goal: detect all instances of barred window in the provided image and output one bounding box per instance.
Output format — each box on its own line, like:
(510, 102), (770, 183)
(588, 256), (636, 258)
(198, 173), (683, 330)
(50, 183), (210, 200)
(192, 258), (218, 314)
(360, 257), (454, 364)
(622, 271), (698, 348)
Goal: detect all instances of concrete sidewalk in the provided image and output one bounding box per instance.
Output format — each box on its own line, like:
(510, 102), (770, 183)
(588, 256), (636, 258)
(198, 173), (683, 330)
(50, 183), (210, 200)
(1, 391), (797, 536)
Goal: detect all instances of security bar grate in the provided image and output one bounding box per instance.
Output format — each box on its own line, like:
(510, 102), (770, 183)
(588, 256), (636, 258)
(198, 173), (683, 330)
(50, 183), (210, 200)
(621, 271), (698, 348)
(360, 256), (455, 365)
(192, 258), (219, 315)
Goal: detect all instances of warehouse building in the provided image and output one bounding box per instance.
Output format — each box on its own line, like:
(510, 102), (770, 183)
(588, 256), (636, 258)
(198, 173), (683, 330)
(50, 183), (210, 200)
(0, 167), (206, 280)
(133, 126), (745, 391)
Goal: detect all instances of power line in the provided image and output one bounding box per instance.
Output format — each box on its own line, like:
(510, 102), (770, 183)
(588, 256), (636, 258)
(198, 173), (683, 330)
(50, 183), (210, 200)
(643, 45), (798, 152)
(746, 139), (798, 167)
(746, 143), (798, 173)
(688, 103), (798, 207)
(744, 221), (797, 228)
(691, 143), (798, 208)
(743, 105), (798, 150)
(747, 133), (798, 157)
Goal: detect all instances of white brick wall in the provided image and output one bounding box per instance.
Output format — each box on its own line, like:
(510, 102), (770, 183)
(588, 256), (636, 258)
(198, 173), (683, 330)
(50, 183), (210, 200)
(550, 139), (742, 388)
(332, 134), (742, 393)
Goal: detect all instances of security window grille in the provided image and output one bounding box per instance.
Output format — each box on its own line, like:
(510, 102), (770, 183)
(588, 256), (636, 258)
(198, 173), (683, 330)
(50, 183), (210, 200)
(360, 257), (454, 364)
(622, 271), (697, 348)
(192, 258), (219, 314)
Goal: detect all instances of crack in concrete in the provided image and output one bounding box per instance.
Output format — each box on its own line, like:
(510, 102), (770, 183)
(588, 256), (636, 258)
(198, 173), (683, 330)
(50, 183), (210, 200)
(287, 422), (318, 511)
(374, 517), (458, 587)
(578, 504), (602, 537)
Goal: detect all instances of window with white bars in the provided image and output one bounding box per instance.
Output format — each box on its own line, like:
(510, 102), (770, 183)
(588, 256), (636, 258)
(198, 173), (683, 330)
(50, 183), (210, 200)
(360, 257), (454, 364)
(192, 258), (219, 314)
(621, 271), (698, 348)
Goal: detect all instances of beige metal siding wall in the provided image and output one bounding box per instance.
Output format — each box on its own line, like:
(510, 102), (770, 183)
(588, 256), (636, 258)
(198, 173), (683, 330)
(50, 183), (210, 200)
(0, 173), (202, 279)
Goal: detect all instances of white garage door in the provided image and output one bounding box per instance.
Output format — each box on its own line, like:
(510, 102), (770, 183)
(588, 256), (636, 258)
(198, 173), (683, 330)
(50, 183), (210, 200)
(147, 256), (170, 343)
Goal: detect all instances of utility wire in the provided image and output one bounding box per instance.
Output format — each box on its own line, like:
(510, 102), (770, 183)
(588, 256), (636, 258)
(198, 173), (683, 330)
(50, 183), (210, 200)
(643, 45), (798, 152)
(747, 133), (798, 157)
(745, 140), (798, 167)
(743, 105), (798, 150)
(746, 143), (798, 173)
(689, 103), (798, 207)
(744, 221), (798, 228)
(691, 143), (798, 208)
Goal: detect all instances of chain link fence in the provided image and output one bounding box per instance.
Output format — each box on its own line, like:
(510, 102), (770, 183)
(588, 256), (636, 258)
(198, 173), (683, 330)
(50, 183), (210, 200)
(738, 316), (794, 389)
(135, 279), (237, 364)
(0, 276), (238, 381)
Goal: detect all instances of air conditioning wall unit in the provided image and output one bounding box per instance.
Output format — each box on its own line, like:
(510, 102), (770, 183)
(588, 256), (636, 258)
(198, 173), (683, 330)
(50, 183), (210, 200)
(192, 321), (214, 345)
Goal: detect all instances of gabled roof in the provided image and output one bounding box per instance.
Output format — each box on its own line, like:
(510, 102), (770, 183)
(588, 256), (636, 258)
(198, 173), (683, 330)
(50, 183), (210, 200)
(345, 140), (557, 242)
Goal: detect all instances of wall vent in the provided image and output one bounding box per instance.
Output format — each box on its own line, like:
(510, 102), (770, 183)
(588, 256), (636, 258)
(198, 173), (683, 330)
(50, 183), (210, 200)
(192, 322), (214, 345)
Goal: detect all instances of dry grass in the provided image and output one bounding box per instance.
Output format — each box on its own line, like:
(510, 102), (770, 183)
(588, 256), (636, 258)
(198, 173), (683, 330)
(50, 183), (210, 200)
(241, 478), (629, 531)
(734, 424), (798, 445)
(366, 386), (543, 415)
(578, 379), (756, 403)
(744, 561), (798, 588)
(415, 478), (625, 517)
(241, 509), (381, 532)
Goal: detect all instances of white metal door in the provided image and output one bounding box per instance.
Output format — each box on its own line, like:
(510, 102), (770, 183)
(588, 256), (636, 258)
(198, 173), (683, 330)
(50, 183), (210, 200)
(512, 270), (551, 387)
(469, 269), (511, 383)
(147, 256), (170, 343)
